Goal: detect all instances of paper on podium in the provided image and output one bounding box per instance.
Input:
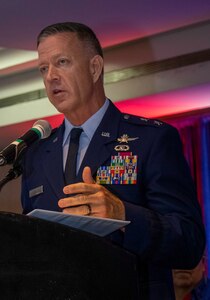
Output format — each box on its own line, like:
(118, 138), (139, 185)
(27, 209), (130, 237)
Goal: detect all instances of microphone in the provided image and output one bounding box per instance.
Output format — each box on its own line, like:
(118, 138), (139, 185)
(0, 120), (52, 166)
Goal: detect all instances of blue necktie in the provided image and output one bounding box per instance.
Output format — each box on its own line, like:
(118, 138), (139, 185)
(64, 127), (83, 184)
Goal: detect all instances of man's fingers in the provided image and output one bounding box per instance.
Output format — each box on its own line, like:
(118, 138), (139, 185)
(63, 167), (95, 195)
(63, 182), (97, 195)
(82, 166), (95, 184)
(62, 204), (91, 216)
(58, 194), (87, 208)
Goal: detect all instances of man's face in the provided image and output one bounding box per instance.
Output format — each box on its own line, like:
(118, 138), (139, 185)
(37, 32), (98, 117)
(173, 260), (205, 290)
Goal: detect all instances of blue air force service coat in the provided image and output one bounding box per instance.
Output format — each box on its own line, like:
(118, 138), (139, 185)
(21, 101), (205, 300)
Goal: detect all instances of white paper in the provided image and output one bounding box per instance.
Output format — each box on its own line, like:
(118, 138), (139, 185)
(27, 209), (130, 237)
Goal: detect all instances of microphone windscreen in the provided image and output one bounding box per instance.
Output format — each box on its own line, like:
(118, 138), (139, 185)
(32, 120), (52, 139)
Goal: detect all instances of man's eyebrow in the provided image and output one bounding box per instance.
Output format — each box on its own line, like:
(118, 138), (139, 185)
(38, 53), (66, 66)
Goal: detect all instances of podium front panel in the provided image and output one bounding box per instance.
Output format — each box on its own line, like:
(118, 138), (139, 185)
(0, 212), (140, 300)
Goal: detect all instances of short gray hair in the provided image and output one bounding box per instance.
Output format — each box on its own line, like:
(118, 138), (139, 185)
(37, 22), (103, 58)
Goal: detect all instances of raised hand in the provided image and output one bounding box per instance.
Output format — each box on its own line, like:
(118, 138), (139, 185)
(58, 166), (125, 220)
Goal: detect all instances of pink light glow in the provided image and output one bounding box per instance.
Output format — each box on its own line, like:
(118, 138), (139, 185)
(44, 83), (210, 128)
(115, 83), (210, 118)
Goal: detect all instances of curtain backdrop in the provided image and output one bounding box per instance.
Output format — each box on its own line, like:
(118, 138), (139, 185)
(163, 110), (210, 275)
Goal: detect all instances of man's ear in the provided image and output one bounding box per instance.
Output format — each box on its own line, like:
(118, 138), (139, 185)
(90, 55), (104, 83)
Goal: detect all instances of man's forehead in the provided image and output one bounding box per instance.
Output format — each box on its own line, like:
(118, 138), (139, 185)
(37, 34), (88, 65)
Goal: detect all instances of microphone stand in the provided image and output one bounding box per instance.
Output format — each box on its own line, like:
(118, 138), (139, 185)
(0, 164), (22, 191)
(0, 150), (23, 192)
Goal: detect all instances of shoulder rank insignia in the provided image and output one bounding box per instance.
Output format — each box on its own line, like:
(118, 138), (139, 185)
(117, 134), (139, 143)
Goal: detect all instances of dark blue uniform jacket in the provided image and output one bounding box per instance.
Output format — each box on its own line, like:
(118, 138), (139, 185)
(21, 100), (205, 300)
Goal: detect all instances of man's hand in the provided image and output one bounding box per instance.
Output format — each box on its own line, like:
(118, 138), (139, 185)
(58, 166), (125, 220)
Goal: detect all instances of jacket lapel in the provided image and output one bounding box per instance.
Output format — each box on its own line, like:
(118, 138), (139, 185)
(77, 101), (122, 181)
(39, 101), (123, 192)
(41, 123), (66, 199)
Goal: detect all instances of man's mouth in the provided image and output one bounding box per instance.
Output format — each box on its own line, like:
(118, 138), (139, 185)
(53, 89), (63, 95)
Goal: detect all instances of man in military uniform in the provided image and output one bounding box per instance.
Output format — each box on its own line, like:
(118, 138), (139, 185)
(21, 22), (205, 299)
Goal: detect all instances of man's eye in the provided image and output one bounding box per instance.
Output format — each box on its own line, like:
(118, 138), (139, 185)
(39, 66), (48, 74)
(59, 59), (68, 65)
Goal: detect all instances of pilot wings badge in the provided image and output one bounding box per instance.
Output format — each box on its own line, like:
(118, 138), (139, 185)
(115, 134), (139, 151)
(117, 134), (139, 143)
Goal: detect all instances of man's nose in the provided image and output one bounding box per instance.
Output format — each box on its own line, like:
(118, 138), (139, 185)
(46, 66), (59, 81)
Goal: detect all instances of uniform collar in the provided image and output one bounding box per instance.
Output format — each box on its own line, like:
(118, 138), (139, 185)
(63, 98), (109, 146)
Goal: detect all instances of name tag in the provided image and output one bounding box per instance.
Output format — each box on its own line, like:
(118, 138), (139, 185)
(29, 185), (44, 198)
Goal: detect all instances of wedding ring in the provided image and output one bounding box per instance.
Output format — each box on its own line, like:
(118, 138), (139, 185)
(86, 204), (91, 215)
